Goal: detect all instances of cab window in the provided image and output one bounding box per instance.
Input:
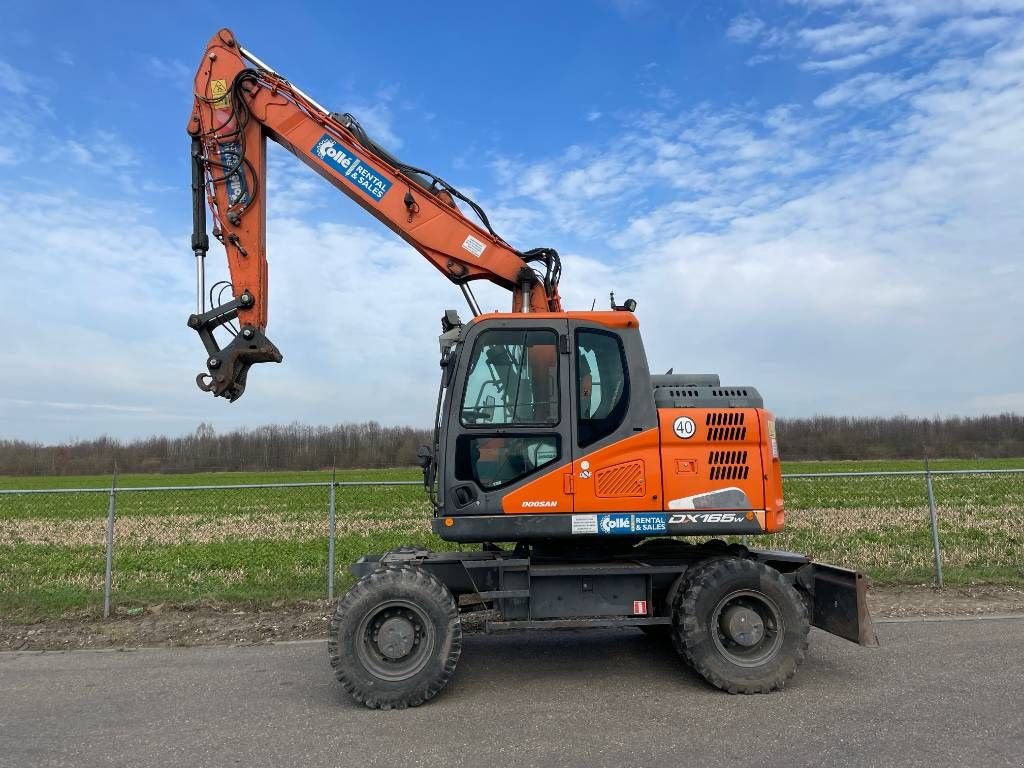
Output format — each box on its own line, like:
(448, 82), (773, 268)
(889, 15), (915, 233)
(577, 329), (628, 447)
(460, 329), (559, 427)
(455, 435), (560, 490)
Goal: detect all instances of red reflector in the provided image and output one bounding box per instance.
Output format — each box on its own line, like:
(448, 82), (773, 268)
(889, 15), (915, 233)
(633, 600), (647, 615)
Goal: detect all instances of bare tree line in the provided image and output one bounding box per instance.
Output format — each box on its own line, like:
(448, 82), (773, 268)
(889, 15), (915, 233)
(0, 422), (429, 476)
(776, 414), (1024, 461)
(0, 414), (1021, 476)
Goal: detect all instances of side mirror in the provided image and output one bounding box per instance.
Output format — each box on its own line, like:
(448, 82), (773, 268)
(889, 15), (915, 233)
(416, 445), (433, 469)
(416, 445), (434, 488)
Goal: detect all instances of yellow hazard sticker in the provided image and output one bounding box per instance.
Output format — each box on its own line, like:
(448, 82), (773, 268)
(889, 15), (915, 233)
(210, 79), (230, 109)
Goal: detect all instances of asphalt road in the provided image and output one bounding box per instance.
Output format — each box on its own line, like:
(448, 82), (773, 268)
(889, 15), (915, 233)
(2, 618), (1022, 768)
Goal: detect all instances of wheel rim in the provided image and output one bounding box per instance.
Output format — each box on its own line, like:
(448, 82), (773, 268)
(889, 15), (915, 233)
(355, 599), (435, 682)
(710, 589), (784, 668)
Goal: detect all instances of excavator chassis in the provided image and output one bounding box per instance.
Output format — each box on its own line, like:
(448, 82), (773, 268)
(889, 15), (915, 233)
(352, 541), (876, 643)
(328, 539), (876, 709)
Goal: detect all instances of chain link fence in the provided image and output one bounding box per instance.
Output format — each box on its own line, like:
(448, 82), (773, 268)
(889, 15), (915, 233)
(1, 469), (1021, 621)
(763, 468), (1024, 586)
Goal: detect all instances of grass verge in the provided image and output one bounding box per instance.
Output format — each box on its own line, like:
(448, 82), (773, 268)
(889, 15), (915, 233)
(1, 461), (1021, 620)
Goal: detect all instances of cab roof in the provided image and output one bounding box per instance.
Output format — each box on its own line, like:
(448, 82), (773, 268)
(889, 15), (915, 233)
(472, 311), (639, 329)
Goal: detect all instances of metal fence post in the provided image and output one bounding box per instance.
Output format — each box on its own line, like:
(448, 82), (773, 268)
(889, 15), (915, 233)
(924, 457), (944, 588)
(327, 469), (337, 601)
(103, 469), (117, 618)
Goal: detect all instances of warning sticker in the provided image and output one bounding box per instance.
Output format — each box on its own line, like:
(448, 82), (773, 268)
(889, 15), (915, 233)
(210, 79), (230, 109)
(571, 515), (598, 535)
(461, 235), (486, 258)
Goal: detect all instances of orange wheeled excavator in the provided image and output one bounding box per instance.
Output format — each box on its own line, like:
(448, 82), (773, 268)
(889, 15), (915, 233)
(187, 28), (876, 709)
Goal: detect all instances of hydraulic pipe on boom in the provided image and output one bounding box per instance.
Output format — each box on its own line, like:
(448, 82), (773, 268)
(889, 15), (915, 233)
(186, 28), (561, 401)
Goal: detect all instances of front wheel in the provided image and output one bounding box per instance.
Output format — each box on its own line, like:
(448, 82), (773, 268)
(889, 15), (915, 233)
(672, 558), (809, 694)
(328, 565), (462, 709)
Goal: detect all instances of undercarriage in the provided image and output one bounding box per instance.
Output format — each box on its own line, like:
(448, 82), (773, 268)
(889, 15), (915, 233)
(328, 539), (876, 709)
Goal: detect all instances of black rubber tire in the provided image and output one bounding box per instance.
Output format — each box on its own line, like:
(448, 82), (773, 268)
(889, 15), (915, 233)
(328, 565), (461, 709)
(672, 557), (809, 694)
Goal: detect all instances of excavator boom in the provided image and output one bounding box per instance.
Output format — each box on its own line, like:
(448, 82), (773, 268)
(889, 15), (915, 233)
(187, 28), (561, 400)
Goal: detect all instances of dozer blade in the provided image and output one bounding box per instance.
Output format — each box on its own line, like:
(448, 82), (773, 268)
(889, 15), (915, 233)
(800, 562), (879, 646)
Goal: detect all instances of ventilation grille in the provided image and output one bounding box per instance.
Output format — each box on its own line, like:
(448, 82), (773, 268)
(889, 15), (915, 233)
(706, 411), (747, 441)
(711, 388), (751, 397)
(709, 450), (750, 481)
(665, 388), (700, 398)
(594, 460), (646, 498)
(661, 387), (754, 400)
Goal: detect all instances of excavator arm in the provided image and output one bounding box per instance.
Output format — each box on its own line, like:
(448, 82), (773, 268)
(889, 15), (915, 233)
(187, 28), (562, 401)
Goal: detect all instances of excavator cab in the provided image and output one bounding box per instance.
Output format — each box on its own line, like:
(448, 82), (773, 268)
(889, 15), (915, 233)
(429, 311), (656, 529)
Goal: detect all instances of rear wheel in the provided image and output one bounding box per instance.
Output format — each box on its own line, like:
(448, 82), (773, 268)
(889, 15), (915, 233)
(328, 565), (461, 709)
(672, 558), (809, 693)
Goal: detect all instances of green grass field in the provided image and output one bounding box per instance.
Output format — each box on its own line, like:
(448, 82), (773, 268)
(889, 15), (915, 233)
(1, 460), (1022, 620)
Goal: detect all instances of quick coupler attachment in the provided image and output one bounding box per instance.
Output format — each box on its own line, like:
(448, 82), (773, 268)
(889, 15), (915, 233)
(187, 294), (282, 402)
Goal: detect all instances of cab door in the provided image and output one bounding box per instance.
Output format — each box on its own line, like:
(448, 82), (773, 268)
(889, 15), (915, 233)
(442, 317), (573, 515)
(568, 320), (662, 514)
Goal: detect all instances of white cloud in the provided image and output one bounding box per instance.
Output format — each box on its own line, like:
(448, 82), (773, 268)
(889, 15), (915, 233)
(66, 141), (94, 165)
(814, 71), (913, 106)
(0, 60), (30, 95)
(727, 15), (766, 43)
(735, 0), (1023, 71)
(55, 132), (140, 173)
(0, 399), (157, 414)
(345, 87), (405, 151)
(0, 189), (204, 441)
(346, 103), (402, 150)
(798, 21), (892, 53)
(0, 63), (143, 183)
(0, 62), (48, 168)
(493, 102), (826, 243)
(146, 56), (192, 87)
(814, 59), (971, 107)
(266, 148), (332, 216)
(801, 51), (878, 71)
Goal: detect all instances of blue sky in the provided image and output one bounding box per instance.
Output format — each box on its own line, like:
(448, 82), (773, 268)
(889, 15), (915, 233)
(2, 1), (1023, 442)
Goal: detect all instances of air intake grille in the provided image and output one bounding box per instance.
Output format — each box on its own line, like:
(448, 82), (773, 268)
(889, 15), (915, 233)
(594, 460), (646, 498)
(706, 412), (747, 441)
(709, 450), (750, 481)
